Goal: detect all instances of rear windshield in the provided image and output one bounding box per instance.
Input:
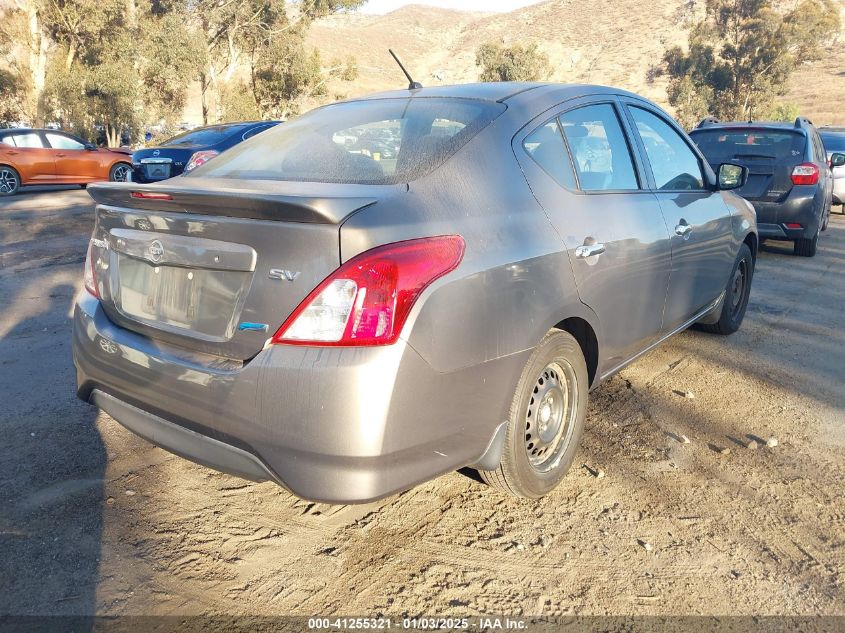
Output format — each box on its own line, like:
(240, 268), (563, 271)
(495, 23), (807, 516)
(821, 131), (845, 153)
(188, 98), (506, 185)
(161, 125), (247, 147)
(690, 129), (806, 163)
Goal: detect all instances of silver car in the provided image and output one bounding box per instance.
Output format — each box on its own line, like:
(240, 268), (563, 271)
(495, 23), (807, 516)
(821, 128), (845, 206)
(73, 84), (758, 502)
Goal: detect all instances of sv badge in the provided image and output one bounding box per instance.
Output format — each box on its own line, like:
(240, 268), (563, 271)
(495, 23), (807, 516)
(268, 269), (301, 282)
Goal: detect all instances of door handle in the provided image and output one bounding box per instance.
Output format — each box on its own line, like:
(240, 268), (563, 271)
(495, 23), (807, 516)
(7, 150), (18, 155)
(575, 242), (606, 258)
(675, 222), (693, 239)
(55, 153), (66, 157)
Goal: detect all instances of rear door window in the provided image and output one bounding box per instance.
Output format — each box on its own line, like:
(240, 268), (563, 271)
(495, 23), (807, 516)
(558, 104), (639, 191)
(522, 120), (577, 189)
(190, 98), (506, 184)
(629, 106), (705, 190)
(691, 129), (806, 165)
(9, 133), (45, 148)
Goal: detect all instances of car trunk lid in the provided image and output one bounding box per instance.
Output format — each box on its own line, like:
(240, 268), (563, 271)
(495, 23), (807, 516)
(86, 179), (393, 360)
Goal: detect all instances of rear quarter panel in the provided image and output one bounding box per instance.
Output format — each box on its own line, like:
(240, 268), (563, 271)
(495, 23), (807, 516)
(339, 116), (598, 375)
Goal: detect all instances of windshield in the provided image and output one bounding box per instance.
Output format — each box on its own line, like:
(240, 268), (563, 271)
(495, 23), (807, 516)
(188, 98), (506, 185)
(690, 129), (806, 163)
(160, 125), (248, 147)
(821, 131), (845, 153)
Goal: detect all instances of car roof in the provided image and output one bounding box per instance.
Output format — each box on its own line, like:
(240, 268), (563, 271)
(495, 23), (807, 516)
(0, 128), (73, 134)
(190, 121), (279, 131)
(344, 82), (645, 104)
(690, 120), (811, 134)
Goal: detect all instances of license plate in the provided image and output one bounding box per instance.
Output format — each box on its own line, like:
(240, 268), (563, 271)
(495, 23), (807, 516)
(144, 163), (171, 180)
(114, 254), (247, 339)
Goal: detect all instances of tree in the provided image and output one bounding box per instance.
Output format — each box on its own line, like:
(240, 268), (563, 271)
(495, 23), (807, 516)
(662, 0), (840, 127)
(0, 0), (49, 125)
(475, 42), (551, 82)
(192, 0), (363, 124)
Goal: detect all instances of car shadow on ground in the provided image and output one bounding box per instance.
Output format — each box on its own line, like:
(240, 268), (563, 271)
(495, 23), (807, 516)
(0, 283), (105, 623)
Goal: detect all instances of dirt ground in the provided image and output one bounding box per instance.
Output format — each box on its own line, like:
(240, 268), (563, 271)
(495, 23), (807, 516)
(1, 188), (844, 618)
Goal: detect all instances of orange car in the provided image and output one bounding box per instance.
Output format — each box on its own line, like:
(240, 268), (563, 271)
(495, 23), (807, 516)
(0, 128), (132, 196)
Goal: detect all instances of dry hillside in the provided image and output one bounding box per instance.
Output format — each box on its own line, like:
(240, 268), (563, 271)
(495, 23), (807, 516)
(307, 0), (845, 126)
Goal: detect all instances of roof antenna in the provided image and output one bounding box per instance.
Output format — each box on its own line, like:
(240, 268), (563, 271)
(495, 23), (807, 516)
(389, 49), (423, 91)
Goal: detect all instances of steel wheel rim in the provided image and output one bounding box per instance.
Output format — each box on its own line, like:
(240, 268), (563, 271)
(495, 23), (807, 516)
(730, 259), (747, 316)
(0, 168), (18, 194)
(112, 164), (130, 182)
(525, 360), (578, 472)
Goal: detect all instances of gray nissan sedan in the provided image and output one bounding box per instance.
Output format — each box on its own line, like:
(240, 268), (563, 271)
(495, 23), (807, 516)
(73, 83), (758, 502)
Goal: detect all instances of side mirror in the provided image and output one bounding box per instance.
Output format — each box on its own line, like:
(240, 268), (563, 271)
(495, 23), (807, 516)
(84, 143), (97, 151)
(718, 163), (747, 190)
(831, 153), (845, 168)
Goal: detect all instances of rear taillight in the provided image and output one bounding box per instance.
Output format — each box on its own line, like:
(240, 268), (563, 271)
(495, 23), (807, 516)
(185, 150), (219, 172)
(272, 235), (465, 347)
(84, 240), (100, 299)
(791, 163), (819, 186)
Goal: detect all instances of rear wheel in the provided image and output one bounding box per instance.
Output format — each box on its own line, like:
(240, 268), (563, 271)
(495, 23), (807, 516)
(109, 162), (130, 182)
(479, 330), (588, 499)
(794, 229), (818, 257)
(0, 165), (20, 196)
(698, 243), (753, 335)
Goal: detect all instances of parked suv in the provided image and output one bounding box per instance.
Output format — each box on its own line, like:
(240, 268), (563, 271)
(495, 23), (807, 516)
(74, 84), (757, 503)
(690, 117), (845, 257)
(820, 127), (845, 208)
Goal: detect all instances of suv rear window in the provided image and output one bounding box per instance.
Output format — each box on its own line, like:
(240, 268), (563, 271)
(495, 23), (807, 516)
(189, 98), (506, 185)
(690, 129), (806, 163)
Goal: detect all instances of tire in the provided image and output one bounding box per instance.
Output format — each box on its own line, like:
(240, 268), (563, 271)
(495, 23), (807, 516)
(479, 330), (588, 499)
(109, 162), (131, 182)
(0, 165), (21, 196)
(794, 229), (818, 257)
(698, 243), (753, 336)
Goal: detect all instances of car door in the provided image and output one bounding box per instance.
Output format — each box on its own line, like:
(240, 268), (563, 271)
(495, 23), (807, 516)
(622, 101), (735, 333)
(514, 98), (672, 374)
(0, 132), (56, 183)
(44, 132), (102, 182)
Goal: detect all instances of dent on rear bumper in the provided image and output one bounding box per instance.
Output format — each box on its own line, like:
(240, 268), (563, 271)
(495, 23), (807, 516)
(72, 292), (524, 503)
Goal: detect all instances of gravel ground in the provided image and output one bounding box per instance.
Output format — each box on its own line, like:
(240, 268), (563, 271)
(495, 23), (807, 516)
(1, 189), (844, 618)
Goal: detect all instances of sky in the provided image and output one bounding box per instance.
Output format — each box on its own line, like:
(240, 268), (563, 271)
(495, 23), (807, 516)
(358, 0), (544, 14)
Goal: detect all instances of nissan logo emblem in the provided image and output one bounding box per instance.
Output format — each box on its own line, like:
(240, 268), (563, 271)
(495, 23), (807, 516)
(148, 240), (164, 263)
(153, 149), (160, 156)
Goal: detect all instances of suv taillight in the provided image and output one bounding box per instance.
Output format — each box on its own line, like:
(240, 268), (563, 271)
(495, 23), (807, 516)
(272, 235), (465, 347)
(791, 163), (819, 186)
(84, 240), (100, 299)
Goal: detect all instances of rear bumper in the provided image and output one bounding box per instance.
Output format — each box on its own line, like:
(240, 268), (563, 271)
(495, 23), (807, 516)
(72, 292), (522, 503)
(757, 223), (809, 240)
(749, 186), (821, 240)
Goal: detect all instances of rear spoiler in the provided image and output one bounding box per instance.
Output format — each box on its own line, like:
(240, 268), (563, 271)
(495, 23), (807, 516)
(87, 180), (378, 224)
